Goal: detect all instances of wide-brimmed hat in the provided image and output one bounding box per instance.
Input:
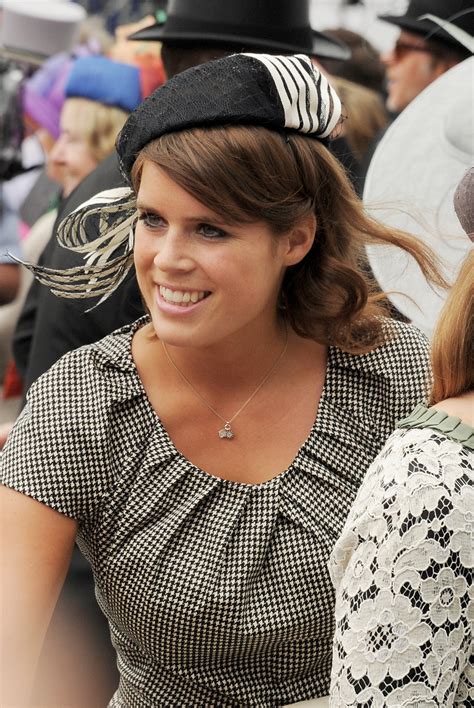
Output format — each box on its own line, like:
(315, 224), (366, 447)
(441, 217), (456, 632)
(128, 0), (350, 61)
(379, 0), (474, 53)
(364, 57), (473, 338)
(0, 0), (86, 66)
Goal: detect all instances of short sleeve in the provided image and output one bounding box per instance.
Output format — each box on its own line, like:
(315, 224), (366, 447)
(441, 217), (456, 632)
(1, 348), (117, 524)
(329, 427), (474, 707)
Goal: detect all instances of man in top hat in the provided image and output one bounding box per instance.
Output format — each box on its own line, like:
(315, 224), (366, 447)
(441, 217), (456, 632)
(379, 0), (473, 113)
(357, 0), (472, 192)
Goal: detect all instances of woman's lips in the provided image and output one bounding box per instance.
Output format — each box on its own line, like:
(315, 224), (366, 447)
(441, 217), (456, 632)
(155, 285), (210, 314)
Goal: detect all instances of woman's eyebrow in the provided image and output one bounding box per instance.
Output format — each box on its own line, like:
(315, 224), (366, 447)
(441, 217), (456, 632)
(136, 201), (158, 211)
(136, 202), (228, 224)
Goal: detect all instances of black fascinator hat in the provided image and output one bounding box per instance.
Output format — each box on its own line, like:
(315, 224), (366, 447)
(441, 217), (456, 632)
(117, 53), (342, 181)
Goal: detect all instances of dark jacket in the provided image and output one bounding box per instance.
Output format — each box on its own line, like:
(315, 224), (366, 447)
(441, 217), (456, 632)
(13, 152), (144, 394)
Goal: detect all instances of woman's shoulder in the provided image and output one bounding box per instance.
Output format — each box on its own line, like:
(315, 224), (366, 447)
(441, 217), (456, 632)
(432, 392), (474, 428)
(330, 421), (473, 582)
(27, 316), (147, 411)
(40, 316), (145, 375)
(369, 318), (429, 367)
(330, 318), (430, 380)
(356, 420), (473, 517)
(0, 317), (151, 521)
(324, 320), (430, 438)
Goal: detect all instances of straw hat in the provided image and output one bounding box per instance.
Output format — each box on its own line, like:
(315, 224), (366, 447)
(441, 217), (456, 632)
(364, 57), (473, 338)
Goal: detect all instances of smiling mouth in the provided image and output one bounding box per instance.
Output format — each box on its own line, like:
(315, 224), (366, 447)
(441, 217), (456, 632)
(159, 285), (210, 307)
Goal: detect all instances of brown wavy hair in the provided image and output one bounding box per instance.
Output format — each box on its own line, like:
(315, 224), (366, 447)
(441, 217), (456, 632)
(131, 125), (445, 353)
(430, 251), (474, 404)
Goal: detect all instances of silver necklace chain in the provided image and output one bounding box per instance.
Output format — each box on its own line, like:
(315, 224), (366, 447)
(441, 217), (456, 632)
(161, 331), (288, 440)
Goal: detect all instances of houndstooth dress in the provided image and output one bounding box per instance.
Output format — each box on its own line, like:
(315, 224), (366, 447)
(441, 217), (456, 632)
(1, 317), (430, 707)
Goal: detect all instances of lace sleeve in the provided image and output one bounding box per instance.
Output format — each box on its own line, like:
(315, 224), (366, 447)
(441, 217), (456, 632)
(329, 427), (473, 707)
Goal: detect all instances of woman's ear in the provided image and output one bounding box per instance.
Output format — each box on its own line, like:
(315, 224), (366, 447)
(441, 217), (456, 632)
(282, 213), (317, 266)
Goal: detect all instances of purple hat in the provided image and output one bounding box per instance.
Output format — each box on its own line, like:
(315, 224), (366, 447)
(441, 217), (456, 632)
(65, 56), (142, 113)
(22, 52), (73, 138)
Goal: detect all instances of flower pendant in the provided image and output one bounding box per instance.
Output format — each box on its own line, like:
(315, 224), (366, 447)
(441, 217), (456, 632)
(218, 422), (234, 439)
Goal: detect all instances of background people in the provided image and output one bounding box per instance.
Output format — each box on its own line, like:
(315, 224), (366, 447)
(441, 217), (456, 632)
(0, 53), (143, 707)
(327, 74), (389, 194)
(1, 53), (441, 706)
(1, 54), (143, 403)
(0, 212), (21, 306)
(379, 0), (473, 114)
(319, 27), (386, 94)
(330, 166), (473, 707)
(0, 5), (115, 391)
(357, 0), (473, 190)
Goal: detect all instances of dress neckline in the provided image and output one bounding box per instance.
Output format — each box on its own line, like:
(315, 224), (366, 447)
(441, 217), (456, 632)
(126, 317), (333, 490)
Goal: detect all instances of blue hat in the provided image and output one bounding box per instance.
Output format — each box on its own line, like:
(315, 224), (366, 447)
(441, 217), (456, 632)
(65, 56), (142, 112)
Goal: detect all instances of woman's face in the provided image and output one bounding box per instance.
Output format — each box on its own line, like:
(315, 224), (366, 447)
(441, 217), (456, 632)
(48, 101), (99, 197)
(134, 161), (302, 350)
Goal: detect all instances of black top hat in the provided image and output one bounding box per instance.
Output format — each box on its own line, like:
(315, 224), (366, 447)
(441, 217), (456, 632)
(129, 0), (350, 60)
(379, 0), (474, 52)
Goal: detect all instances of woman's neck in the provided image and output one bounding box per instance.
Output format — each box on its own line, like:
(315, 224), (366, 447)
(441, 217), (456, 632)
(432, 390), (474, 427)
(163, 322), (289, 392)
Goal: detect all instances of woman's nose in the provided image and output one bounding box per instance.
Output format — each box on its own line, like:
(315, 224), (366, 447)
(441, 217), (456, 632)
(154, 230), (194, 272)
(49, 137), (66, 165)
(380, 47), (395, 67)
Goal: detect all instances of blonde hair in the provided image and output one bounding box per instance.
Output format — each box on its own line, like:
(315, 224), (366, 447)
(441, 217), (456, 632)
(63, 97), (129, 162)
(430, 251), (474, 404)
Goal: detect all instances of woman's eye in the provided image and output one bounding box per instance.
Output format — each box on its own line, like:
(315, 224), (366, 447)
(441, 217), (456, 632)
(138, 212), (165, 229)
(198, 223), (228, 239)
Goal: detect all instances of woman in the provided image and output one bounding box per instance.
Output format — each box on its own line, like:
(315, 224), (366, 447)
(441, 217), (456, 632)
(329, 168), (473, 706)
(1, 54), (443, 706)
(49, 54), (142, 198)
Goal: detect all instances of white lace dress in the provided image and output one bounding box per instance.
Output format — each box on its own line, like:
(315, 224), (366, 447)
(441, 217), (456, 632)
(329, 404), (474, 707)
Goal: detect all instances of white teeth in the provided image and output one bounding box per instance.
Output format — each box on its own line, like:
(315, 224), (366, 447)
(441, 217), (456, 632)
(159, 286), (207, 306)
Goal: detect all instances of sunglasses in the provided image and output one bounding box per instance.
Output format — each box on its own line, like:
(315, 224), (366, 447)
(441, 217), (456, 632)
(392, 40), (442, 61)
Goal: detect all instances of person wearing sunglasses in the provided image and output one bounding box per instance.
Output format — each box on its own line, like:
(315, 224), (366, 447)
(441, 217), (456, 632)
(379, 0), (472, 113)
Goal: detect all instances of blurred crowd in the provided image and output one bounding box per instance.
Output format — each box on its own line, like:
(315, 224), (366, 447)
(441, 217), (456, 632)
(0, 0), (472, 706)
